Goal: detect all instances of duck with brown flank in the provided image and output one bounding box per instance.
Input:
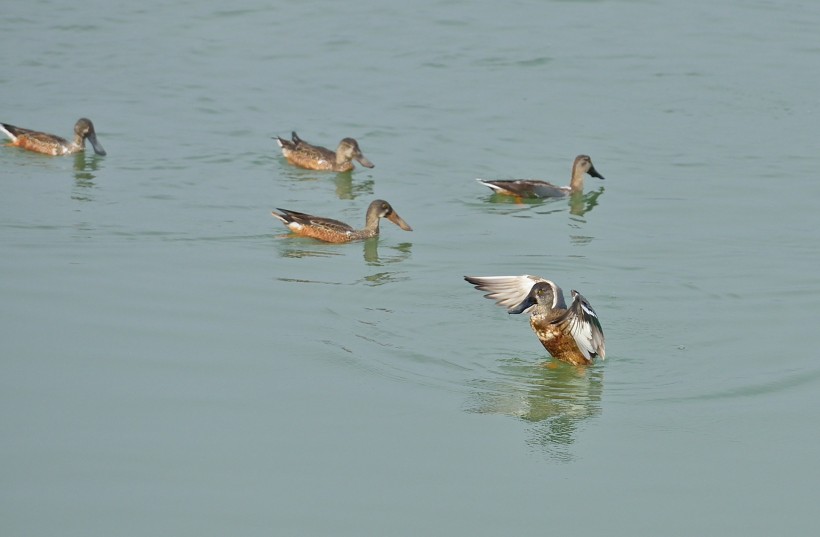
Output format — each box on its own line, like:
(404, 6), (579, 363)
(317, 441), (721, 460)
(275, 131), (374, 172)
(465, 275), (605, 366)
(272, 199), (412, 243)
(1, 118), (106, 156)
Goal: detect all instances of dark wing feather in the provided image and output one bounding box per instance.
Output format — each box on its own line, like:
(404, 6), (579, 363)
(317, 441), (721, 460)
(276, 209), (354, 234)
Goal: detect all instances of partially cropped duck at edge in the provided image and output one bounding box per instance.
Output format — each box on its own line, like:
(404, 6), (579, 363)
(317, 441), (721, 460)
(464, 275), (605, 366)
(476, 155), (604, 198)
(1, 118), (106, 156)
(275, 131), (374, 172)
(272, 199), (412, 243)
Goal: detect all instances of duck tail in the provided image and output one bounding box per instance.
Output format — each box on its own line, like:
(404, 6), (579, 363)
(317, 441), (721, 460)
(0, 123), (19, 141)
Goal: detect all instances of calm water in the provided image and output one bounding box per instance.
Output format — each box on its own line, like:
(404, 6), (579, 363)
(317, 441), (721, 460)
(2, 0), (820, 535)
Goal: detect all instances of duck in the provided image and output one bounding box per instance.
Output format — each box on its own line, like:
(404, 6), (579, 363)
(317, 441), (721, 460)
(1, 118), (106, 156)
(464, 275), (605, 366)
(272, 199), (412, 243)
(275, 131), (374, 172)
(476, 155), (603, 198)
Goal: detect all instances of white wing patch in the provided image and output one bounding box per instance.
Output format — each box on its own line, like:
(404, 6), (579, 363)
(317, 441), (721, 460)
(567, 291), (605, 360)
(568, 314), (597, 360)
(465, 275), (551, 312)
(580, 302), (598, 319)
(475, 179), (504, 193)
(0, 125), (18, 142)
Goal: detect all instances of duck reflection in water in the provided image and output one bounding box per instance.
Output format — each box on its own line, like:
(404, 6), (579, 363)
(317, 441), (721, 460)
(363, 239), (412, 266)
(467, 360), (604, 462)
(569, 187), (604, 216)
(333, 173), (375, 200)
(71, 153), (102, 202)
(277, 166), (375, 201)
(276, 239), (413, 287)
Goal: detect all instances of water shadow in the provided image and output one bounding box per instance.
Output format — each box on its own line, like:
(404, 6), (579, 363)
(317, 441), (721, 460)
(332, 171), (375, 200)
(357, 240), (413, 286)
(356, 270), (411, 287)
(467, 358), (604, 462)
(274, 235), (413, 264)
(274, 236), (412, 286)
(363, 239), (413, 266)
(274, 235), (346, 259)
(278, 164), (374, 200)
(477, 186), (605, 218)
(476, 195), (562, 218)
(568, 187), (605, 217)
(483, 193), (548, 206)
(71, 153), (101, 202)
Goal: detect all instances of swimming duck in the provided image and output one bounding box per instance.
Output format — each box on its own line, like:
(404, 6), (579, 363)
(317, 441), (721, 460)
(1, 118), (106, 156)
(275, 131), (374, 172)
(476, 155), (603, 198)
(464, 275), (605, 366)
(272, 199), (412, 243)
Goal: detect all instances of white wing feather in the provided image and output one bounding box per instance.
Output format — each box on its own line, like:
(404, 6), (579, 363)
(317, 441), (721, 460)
(566, 292), (606, 360)
(464, 275), (552, 312)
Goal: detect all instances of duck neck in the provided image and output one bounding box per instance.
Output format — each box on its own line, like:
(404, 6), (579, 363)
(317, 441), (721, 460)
(363, 211), (381, 235)
(71, 134), (86, 152)
(529, 303), (555, 318)
(569, 164), (585, 193)
(335, 148), (352, 166)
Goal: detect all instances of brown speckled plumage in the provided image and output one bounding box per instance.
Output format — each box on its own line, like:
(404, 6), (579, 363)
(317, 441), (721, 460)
(1, 118), (106, 156)
(275, 131), (374, 172)
(272, 199), (412, 243)
(465, 275), (605, 366)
